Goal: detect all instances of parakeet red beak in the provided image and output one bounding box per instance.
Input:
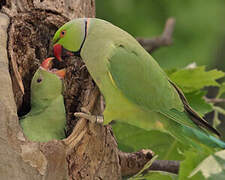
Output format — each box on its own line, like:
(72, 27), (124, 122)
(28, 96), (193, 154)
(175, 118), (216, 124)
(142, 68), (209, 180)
(53, 44), (62, 61)
(53, 44), (75, 62)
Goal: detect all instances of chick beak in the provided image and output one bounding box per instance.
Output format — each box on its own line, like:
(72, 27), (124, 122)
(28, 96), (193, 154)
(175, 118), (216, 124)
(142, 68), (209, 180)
(54, 69), (66, 79)
(41, 57), (54, 70)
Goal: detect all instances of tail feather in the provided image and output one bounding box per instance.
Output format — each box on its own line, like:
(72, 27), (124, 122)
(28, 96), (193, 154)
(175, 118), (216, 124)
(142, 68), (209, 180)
(183, 125), (225, 149)
(169, 80), (221, 137)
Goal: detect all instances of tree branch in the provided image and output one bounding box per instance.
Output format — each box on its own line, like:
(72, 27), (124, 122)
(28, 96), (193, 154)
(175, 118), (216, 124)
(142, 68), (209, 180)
(119, 149), (180, 176)
(119, 149), (180, 177)
(145, 159), (180, 174)
(204, 97), (225, 104)
(119, 149), (154, 177)
(137, 17), (176, 53)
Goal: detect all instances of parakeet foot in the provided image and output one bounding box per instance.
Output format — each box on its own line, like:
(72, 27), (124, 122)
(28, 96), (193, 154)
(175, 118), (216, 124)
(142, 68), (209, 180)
(74, 112), (104, 124)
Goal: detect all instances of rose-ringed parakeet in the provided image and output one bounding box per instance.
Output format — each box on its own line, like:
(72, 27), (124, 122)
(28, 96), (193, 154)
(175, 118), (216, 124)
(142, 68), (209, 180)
(52, 18), (225, 149)
(20, 58), (66, 142)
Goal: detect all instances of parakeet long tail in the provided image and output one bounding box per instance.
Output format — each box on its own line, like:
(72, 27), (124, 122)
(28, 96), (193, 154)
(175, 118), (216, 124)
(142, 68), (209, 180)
(183, 126), (225, 149)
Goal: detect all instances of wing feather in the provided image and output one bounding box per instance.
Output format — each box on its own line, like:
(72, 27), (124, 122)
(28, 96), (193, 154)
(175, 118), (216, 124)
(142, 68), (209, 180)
(107, 45), (219, 136)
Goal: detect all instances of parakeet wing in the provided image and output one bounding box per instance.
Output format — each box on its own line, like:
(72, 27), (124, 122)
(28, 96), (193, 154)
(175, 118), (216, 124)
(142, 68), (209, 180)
(107, 44), (219, 135)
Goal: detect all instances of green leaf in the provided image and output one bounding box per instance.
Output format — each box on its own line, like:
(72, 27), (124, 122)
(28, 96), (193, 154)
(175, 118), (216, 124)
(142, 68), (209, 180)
(185, 91), (213, 116)
(213, 110), (221, 128)
(213, 106), (225, 116)
(217, 82), (225, 98)
(165, 68), (178, 76)
(190, 150), (225, 180)
(137, 171), (178, 180)
(168, 66), (225, 93)
(179, 148), (214, 180)
(111, 121), (188, 160)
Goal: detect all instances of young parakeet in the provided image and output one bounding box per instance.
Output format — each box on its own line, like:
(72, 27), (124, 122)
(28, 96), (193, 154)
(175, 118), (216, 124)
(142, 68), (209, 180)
(52, 18), (225, 149)
(20, 58), (66, 142)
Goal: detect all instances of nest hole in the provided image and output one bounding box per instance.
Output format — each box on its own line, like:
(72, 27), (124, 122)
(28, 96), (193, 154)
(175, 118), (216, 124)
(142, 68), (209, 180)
(0, 0), (6, 10)
(8, 12), (93, 137)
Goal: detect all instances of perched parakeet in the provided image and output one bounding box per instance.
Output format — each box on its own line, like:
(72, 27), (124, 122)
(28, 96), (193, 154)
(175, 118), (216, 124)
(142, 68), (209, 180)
(20, 58), (66, 142)
(52, 18), (225, 149)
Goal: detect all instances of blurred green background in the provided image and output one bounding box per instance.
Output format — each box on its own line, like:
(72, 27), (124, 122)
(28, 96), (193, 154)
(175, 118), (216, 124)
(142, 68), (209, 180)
(96, 0), (225, 70)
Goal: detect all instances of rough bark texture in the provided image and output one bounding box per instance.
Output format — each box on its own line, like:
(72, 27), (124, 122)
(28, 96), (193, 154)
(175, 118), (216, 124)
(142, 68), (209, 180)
(0, 0), (155, 179)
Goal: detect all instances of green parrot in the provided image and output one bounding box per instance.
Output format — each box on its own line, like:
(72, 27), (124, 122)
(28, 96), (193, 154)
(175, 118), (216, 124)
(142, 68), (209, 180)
(20, 58), (66, 142)
(52, 18), (225, 149)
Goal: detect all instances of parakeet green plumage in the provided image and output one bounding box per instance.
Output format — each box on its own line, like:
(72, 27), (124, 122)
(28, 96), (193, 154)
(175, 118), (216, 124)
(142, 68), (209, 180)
(20, 58), (66, 142)
(52, 18), (225, 149)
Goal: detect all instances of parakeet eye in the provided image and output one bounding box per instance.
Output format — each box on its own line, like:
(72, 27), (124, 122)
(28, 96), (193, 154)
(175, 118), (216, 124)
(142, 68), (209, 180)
(37, 77), (42, 83)
(60, 30), (66, 38)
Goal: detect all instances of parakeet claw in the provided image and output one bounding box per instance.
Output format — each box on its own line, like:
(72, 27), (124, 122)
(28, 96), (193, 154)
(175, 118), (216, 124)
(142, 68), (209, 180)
(74, 112), (104, 124)
(96, 115), (104, 124)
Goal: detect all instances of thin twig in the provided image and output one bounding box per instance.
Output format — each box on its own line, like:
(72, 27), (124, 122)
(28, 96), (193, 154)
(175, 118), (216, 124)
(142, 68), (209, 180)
(145, 159), (180, 174)
(137, 17), (176, 53)
(204, 97), (225, 104)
